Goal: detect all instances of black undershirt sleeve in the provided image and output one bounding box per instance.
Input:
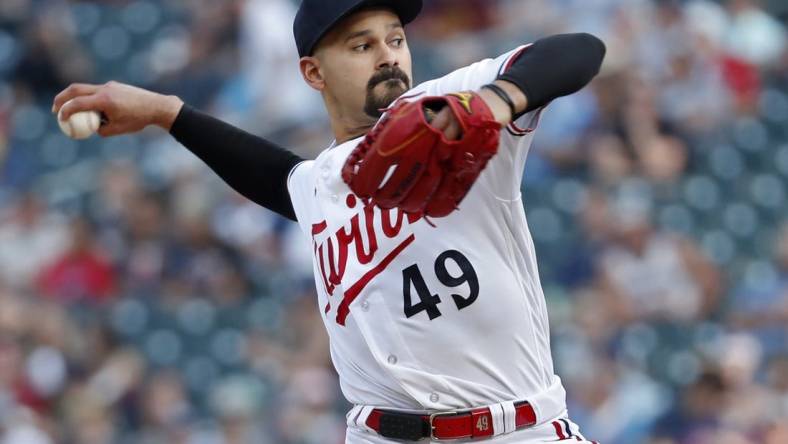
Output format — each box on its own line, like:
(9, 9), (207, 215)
(169, 105), (304, 221)
(497, 33), (607, 116)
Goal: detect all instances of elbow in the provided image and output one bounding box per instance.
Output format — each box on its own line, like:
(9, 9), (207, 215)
(528, 32), (607, 81)
(550, 33), (606, 87)
(576, 33), (607, 59)
(574, 33), (607, 77)
(499, 32), (609, 111)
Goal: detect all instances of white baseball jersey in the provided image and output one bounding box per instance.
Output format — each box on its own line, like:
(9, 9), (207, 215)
(287, 46), (572, 441)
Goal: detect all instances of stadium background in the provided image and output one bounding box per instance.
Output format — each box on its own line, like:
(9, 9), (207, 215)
(1, 0), (787, 443)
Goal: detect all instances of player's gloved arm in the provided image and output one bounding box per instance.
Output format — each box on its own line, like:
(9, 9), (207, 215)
(433, 33), (606, 139)
(170, 105), (304, 221)
(497, 32), (607, 116)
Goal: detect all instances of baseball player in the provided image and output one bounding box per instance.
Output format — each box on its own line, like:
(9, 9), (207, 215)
(53, 0), (606, 442)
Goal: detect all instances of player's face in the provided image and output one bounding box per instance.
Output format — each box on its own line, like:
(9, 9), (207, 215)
(311, 9), (413, 120)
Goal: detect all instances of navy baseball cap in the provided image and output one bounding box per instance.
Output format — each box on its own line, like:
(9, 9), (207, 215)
(294, 0), (423, 57)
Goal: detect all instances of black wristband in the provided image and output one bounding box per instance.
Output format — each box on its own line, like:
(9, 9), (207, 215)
(482, 83), (517, 119)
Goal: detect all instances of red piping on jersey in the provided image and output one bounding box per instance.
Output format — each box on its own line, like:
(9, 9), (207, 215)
(561, 419), (577, 439)
(499, 44), (543, 136)
(553, 420), (567, 439)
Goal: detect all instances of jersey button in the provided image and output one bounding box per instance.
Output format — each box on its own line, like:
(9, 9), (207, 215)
(387, 354), (397, 365)
(360, 300), (370, 311)
(430, 393), (440, 403)
(331, 194), (340, 204)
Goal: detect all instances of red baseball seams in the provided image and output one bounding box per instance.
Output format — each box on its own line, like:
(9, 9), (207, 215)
(311, 195), (421, 325)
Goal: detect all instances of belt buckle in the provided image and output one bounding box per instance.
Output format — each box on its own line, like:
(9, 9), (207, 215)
(429, 411), (459, 441)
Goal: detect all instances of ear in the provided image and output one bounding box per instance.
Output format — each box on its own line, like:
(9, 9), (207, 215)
(300, 57), (325, 92)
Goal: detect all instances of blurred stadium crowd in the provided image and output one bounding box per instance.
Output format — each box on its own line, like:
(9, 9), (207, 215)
(1, 0), (787, 443)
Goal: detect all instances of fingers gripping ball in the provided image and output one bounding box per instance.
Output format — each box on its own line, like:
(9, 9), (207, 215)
(342, 92), (501, 218)
(57, 100), (101, 140)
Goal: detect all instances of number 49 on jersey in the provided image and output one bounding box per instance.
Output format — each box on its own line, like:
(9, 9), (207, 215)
(402, 250), (479, 320)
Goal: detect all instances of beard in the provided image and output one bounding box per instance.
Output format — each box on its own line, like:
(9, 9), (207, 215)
(364, 67), (411, 119)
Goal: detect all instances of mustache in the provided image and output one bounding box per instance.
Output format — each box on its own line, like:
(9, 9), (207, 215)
(367, 68), (410, 90)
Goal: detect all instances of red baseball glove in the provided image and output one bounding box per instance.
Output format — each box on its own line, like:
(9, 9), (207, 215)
(342, 92), (501, 218)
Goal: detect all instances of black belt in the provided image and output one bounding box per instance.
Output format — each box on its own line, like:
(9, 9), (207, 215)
(364, 401), (537, 441)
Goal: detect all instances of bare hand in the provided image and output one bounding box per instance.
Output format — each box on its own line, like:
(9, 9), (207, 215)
(429, 106), (464, 141)
(52, 81), (184, 137)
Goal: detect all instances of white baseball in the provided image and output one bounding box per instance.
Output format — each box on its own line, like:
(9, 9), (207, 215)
(57, 101), (101, 140)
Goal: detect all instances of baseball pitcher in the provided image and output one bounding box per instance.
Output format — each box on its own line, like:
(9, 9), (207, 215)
(53, 0), (606, 442)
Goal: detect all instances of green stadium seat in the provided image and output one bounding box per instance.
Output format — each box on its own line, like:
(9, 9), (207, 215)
(70, 3), (103, 37)
(12, 105), (47, 142)
(39, 134), (78, 169)
(742, 260), (780, 293)
(707, 145), (744, 182)
(551, 178), (587, 215)
(246, 297), (285, 333)
(775, 144), (788, 178)
(183, 355), (221, 394)
(682, 175), (721, 211)
(759, 88), (788, 127)
(209, 328), (248, 369)
(658, 204), (696, 235)
(752, 230), (776, 259)
(748, 173), (785, 211)
(143, 328), (183, 367)
(527, 206), (563, 243)
(0, 31), (18, 72)
(732, 117), (769, 153)
(700, 230), (737, 265)
(91, 25), (132, 61)
(722, 202), (759, 238)
(176, 299), (217, 337)
(110, 297), (150, 338)
(120, 1), (163, 35)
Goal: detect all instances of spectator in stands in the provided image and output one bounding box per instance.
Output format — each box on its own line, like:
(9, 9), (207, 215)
(36, 217), (116, 303)
(637, 133), (689, 185)
(0, 193), (69, 291)
(61, 386), (117, 444)
(728, 221), (788, 356)
(716, 334), (775, 434)
(10, 4), (94, 100)
(597, 194), (722, 324)
(164, 212), (249, 304)
(726, 0), (787, 69)
(208, 375), (271, 444)
(135, 369), (193, 444)
(116, 191), (169, 295)
(239, 0), (324, 134)
(650, 370), (728, 443)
